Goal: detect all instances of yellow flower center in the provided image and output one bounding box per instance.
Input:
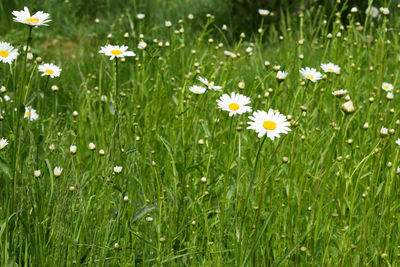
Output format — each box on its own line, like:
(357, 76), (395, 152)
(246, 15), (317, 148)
(25, 18), (39, 24)
(263, 120), (276, 130)
(384, 85), (389, 89)
(306, 74), (310, 78)
(229, 103), (239, 111)
(25, 111), (31, 116)
(327, 68), (333, 72)
(0, 50), (9, 58)
(45, 69), (54, 74)
(111, 50), (123, 56)
(310, 75), (314, 80)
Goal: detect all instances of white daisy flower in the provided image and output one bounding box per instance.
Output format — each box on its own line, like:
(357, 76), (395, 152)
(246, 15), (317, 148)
(113, 166), (123, 174)
(321, 63), (340, 74)
(4, 95), (10, 101)
(24, 106), (39, 121)
(247, 109), (291, 140)
(99, 45), (135, 60)
(276, 71), (288, 81)
(53, 166), (63, 177)
(258, 9), (270, 16)
(365, 6), (379, 18)
(299, 67), (322, 82)
(382, 82), (393, 91)
(396, 138), (400, 146)
(198, 76), (222, 91)
(387, 92), (394, 100)
(38, 63), (61, 78)
(224, 50), (236, 58)
(165, 20), (172, 27)
(380, 7), (389, 15)
(0, 138), (8, 150)
(350, 7), (358, 13)
(189, 85), (206, 95)
(216, 92), (252, 117)
(12, 6), (51, 27)
(341, 100), (355, 113)
(137, 13), (145, 20)
(0, 42), (19, 64)
(380, 127), (388, 136)
(332, 89), (348, 97)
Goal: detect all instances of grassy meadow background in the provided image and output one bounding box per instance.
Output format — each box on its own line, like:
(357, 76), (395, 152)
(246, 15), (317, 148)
(1, 0), (400, 265)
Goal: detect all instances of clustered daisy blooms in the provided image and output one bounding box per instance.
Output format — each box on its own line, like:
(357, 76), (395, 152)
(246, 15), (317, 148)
(12, 6), (51, 27)
(0, 42), (19, 64)
(247, 109), (291, 140)
(198, 76), (222, 91)
(38, 63), (62, 78)
(299, 67), (322, 82)
(99, 45), (135, 60)
(216, 92), (252, 116)
(321, 62), (340, 74)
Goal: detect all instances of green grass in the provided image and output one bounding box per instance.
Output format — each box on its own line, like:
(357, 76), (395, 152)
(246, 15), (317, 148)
(1, 0), (400, 266)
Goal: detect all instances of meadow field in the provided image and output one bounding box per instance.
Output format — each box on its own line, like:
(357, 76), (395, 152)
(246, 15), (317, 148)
(0, 0), (400, 265)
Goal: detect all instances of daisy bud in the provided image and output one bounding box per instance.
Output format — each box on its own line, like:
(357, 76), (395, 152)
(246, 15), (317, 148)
(123, 195), (129, 202)
(240, 32), (246, 38)
(51, 85), (59, 92)
(222, 24), (227, 31)
(139, 34), (144, 39)
(238, 81), (245, 89)
(327, 33), (333, 38)
(146, 217), (153, 222)
(381, 7), (389, 15)
(27, 52), (33, 60)
(137, 13), (145, 20)
(165, 20), (172, 27)
(138, 41), (147, 50)
(386, 92), (394, 100)
(49, 144), (55, 151)
(187, 13), (194, 20)
(99, 149), (105, 156)
(363, 122), (369, 129)
(88, 142), (96, 150)
(69, 186), (75, 192)
(35, 57), (42, 63)
(341, 100), (355, 113)
(299, 54), (304, 59)
(344, 95), (351, 101)
(350, 7), (358, 13)
(264, 61), (270, 67)
(0, 86), (6, 93)
(114, 243), (119, 249)
(113, 166), (123, 174)
(34, 170), (41, 177)
(279, 36), (284, 40)
(273, 65), (281, 71)
(106, 33), (112, 39)
(165, 41), (170, 47)
(94, 18), (100, 23)
(53, 167), (63, 177)
(70, 145), (77, 154)
(387, 162), (393, 168)
(200, 177), (207, 183)
(258, 9), (270, 16)
(389, 129), (395, 135)
(198, 139), (204, 145)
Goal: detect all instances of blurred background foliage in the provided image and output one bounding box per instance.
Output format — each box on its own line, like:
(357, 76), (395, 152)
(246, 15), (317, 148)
(0, 0), (394, 57)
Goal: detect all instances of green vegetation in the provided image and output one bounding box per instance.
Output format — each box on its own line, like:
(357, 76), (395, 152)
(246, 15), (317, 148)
(0, 0), (400, 265)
